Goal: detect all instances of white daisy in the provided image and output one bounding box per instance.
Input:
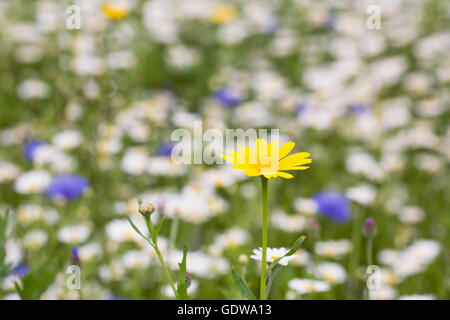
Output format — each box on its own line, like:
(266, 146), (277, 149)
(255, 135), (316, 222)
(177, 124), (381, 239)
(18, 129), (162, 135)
(250, 247), (295, 266)
(288, 278), (330, 295)
(23, 230), (48, 250)
(14, 170), (51, 194)
(271, 210), (307, 232)
(58, 224), (91, 244)
(314, 240), (352, 259)
(313, 262), (347, 284)
(122, 250), (152, 269)
(0, 161), (21, 183)
(52, 130), (83, 151)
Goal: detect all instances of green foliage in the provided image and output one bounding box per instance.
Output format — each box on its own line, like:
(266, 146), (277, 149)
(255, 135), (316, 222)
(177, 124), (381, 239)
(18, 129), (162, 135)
(177, 244), (189, 300)
(127, 206), (190, 300)
(265, 236), (307, 279)
(232, 267), (256, 300)
(15, 263), (58, 300)
(0, 210), (10, 279)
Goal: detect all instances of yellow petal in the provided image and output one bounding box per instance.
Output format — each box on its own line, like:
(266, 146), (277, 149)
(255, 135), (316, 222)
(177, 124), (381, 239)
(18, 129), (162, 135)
(284, 166), (310, 170)
(244, 168), (261, 176)
(239, 145), (258, 165)
(278, 172), (294, 179)
(278, 141), (295, 159)
(279, 152), (311, 170)
(267, 140), (279, 157)
(280, 159), (312, 170)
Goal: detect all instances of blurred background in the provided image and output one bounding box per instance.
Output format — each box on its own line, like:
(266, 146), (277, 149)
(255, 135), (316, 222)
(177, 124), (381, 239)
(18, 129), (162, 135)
(0, 0), (449, 300)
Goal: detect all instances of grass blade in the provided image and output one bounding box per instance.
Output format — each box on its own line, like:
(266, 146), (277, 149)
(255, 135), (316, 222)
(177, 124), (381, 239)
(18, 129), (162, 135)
(232, 266), (256, 300)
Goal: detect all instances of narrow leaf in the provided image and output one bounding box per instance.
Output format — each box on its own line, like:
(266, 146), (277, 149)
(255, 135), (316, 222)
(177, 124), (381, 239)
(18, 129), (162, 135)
(0, 210), (10, 278)
(177, 243), (189, 300)
(232, 266), (256, 300)
(153, 217), (165, 244)
(266, 235), (306, 279)
(126, 216), (151, 245)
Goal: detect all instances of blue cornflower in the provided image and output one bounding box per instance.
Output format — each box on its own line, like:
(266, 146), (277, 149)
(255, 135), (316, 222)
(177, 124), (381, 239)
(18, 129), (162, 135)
(158, 143), (174, 157)
(313, 191), (352, 223)
(23, 140), (45, 162)
(348, 103), (370, 116)
(45, 174), (89, 201)
(325, 11), (337, 30)
(296, 102), (308, 116)
(213, 87), (243, 108)
(10, 263), (29, 277)
(71, 247), (81, 265)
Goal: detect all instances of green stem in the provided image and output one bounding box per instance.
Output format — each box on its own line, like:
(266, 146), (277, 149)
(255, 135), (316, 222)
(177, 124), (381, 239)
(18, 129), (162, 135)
(366, 237), (373, 267)
(260, 176), (269, 300)
(144, 216), (177, 297)
(349, 205), (362, 278)
(154, 244), (177, 297)
(168, 216), (180, 254)
(365, 237), (373, 300)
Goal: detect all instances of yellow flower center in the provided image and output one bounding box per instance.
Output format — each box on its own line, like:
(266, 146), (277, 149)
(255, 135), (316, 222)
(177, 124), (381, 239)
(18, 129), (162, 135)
(102, 4), (128, 20)
(210, 5), (237, 24)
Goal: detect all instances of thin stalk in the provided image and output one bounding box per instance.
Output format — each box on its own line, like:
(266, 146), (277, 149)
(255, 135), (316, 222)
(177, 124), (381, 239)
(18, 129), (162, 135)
(154, 243), (177, 296)
(143, 216), (177, 297)
(168, 216), (180, 254)
(78, 283), (84, 300)
(366, 237), (373, 267)
(265, 266), (280, 299)
(349, 205), (362, 277)
(260, 176), (269, 300)
(365, 236), (373, 300)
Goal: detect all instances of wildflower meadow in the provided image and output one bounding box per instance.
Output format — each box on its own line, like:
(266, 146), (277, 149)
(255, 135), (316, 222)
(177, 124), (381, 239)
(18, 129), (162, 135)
(0, 0), (449, 301)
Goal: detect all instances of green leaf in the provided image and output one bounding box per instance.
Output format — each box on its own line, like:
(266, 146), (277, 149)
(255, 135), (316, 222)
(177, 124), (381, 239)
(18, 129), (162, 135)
(126, 216), (148, 241)
(153, 217), (165, 244)
(143, 215), (155, 239)
(177, 243), (189, 300)
(265, 266), (281, 299)
(0, 210), (10, 278)
(15, 263), (59, 300)
(266, 235), (306, 280)
(232, 266), (256, 300)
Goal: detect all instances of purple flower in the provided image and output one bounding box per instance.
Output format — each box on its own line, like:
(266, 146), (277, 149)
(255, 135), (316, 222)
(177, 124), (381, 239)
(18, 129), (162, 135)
(158, 143), (174, 157)
(363, 217), (377, 237)
(10, 263), (29, 277)
(71, 247), (81, 265)
(348, 103), (370, 116)
(325, 12), (337, 30)
(213, 87), (243, 107)
(296, 102), (308, 116)
(46, 174), (89, 201)
(23, 140), (45, 162)
(313, 191), (352, 223)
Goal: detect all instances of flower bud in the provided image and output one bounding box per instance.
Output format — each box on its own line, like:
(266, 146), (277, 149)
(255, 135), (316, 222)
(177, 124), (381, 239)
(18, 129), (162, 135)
(238, 254), (249, 264)
(185, 272), (191, 289)
(362, 217), (377, 238)
(138, 202), (155, 217)
(71, 247), (81, 266)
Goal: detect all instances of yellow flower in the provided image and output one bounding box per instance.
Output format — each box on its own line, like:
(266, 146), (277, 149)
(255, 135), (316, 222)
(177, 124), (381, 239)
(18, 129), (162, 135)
(102, 4), (128, 20)
(221, 139), (311, 179)
(209, 5), (237, 24)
